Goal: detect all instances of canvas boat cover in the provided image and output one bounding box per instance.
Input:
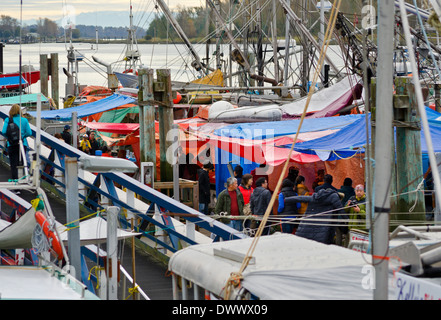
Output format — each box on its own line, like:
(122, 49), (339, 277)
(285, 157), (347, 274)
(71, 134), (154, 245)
(56, 216), (140, 246)
(27, 94), (136, 120)
(279, 75), (363, 118)
(0, 93), (48, 106)
(0, 207), (37, 249)
(168, 233), (396, 300)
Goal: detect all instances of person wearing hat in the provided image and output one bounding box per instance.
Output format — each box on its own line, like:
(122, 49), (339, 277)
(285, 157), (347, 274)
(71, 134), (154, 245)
(344, 184), (367, 231)
(284, 187), (344, 244)
(61, 125), (73, 145)
(198, 162), (214, 214)
(79, 133), (91, 154)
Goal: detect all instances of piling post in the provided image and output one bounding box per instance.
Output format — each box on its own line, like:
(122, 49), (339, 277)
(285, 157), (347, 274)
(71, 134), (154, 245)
(393, 76), (426, 222)
(156, 69), (174, 183)
(39, 54), (49, 97)
(50, 53), (59, 109)
(138, 68), (156, 180)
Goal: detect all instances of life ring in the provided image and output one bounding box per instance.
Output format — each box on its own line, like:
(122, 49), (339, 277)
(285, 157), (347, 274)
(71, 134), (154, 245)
(123, 68), (138, 76)
(35, 211), (64, 260)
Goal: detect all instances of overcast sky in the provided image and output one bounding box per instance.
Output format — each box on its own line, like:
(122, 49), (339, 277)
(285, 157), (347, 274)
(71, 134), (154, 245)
(2, 0), (205, 23)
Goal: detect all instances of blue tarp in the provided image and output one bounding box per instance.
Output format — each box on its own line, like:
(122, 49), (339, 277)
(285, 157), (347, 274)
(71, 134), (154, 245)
(213, 114), (365, 140)
(294, 114), (371, 161)
(27, 94), (136, 120)
(0, 76), (28, 88)
(294, 107), (441, 161)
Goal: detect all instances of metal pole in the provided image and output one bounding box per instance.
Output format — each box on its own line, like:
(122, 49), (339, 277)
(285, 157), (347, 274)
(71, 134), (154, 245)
(106, 206), (119, 300)
(65, 156), (81, 281)
(172, 124), (180, 201)
(72, 111), (78, 149)
(372, 0), (394, 300)
(283, 0), (291, 87)
(272, 0), (279, 84)
(35, 94), (41, 188)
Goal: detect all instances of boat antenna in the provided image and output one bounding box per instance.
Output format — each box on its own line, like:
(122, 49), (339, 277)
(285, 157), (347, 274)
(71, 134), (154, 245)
(18, 0), (25, 177)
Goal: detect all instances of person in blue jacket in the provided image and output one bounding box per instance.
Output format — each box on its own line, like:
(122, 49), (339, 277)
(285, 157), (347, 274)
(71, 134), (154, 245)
(2, 104), (32, 184)
(278, 179), (301, 234)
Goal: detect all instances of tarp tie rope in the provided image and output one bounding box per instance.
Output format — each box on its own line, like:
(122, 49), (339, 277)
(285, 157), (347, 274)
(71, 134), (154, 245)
(223, 0), (342, 300)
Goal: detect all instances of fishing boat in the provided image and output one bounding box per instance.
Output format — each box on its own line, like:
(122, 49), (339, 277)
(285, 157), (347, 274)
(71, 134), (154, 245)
(0, 70), (40, 92)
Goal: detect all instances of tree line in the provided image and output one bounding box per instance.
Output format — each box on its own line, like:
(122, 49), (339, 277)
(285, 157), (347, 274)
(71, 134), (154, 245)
(1, 1), (367, 43)
(0, 15), (146, 43)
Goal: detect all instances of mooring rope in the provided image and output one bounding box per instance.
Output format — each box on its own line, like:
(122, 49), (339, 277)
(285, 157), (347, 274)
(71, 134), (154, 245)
(223, 0), (342, 300)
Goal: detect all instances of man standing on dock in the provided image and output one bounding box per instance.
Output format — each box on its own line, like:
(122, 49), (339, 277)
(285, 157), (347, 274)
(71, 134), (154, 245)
(215, 177), (244, 232)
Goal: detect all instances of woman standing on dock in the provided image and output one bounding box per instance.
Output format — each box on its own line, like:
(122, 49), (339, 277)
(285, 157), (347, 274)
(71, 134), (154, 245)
(2, 104), (32, 184)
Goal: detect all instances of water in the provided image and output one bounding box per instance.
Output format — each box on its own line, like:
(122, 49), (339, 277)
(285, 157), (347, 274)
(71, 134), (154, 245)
(2, 42), (207, 100)
(2, 41), (347, 104)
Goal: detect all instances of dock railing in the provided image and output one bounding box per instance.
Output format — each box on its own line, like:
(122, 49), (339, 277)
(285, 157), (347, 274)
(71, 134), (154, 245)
(0, 110), (246, 261)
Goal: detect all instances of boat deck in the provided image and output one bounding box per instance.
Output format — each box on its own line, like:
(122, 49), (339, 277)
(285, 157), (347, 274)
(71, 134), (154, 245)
(0, 164), (173, 300)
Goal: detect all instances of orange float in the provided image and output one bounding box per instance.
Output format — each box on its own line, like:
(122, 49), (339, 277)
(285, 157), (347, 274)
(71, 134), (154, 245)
(35, 211), (64, 260)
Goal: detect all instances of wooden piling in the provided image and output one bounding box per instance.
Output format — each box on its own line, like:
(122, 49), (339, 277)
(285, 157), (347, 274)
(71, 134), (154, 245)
(156, 69), (174, 182)
(392, 76), (426, 224)
(138, 68), (156, 179)
(40, 54), (49, 97)
(50, 53), (59, 109)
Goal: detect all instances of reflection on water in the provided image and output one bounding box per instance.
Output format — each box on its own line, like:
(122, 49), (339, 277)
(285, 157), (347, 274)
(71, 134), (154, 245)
(2, 41), (345, 104)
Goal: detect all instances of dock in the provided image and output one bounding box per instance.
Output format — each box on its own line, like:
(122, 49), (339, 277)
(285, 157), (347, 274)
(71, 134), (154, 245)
(0, 162), (174, 300)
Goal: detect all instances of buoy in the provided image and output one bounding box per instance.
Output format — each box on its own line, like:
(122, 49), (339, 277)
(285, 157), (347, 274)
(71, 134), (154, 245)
(35, 211), (63, 260)
(173, 91), (182, 104)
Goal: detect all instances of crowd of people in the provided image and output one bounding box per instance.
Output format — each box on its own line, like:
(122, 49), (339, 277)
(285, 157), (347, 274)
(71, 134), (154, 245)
(61, 125), (108, 156)
(199, 163), (367, 246)
(0, 105), (366, 246)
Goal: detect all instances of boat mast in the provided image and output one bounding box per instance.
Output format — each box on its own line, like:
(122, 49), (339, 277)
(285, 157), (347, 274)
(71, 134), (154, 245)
(278, 0), (340, 77)
(372, 0), (394, 300)
(155, 0), (208, 76)
(271, 0), (280, 84)
(125, 1), (141, 72)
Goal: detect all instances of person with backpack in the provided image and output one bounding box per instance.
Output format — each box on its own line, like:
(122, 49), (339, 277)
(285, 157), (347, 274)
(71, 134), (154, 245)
(2, 104), (32, 184)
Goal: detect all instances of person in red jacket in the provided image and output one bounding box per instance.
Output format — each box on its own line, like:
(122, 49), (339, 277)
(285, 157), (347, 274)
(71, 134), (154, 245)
(238, 174), (253, 213)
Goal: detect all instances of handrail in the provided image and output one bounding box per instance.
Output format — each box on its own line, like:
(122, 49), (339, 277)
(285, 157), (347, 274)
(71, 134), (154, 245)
(0, 110), (245, 257)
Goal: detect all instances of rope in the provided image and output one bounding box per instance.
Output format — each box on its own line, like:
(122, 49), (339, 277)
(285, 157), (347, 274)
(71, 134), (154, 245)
(62, 209), (105, 232)
(88, 265), (105, 289)
(223, 0), (342, 300)
(125, 285), (140, 300)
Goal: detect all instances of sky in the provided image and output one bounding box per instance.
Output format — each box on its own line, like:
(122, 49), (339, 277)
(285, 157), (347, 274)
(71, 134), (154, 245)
(2, 0), (205, 24)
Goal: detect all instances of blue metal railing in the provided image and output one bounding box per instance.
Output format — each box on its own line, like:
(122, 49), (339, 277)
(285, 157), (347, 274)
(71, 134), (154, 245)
(0, 110), (246, 256)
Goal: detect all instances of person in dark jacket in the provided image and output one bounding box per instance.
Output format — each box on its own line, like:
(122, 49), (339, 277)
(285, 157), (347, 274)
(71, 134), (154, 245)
(61, 125), (73, 145)
(250, 177), (272, 235)
(336, 177), (355, 245)
(314, 174), (338, 193)
(88, 131), (100, 155)
(285, 188), (344, 244)
(233, 164), (243, 186)
(278, 179), (301, 234)
(198, 162), (213, 214)
(338, 177), (355, 205)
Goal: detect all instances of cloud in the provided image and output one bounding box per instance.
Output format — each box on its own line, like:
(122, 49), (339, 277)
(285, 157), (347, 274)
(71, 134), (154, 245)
(3, 0), (205, 22)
